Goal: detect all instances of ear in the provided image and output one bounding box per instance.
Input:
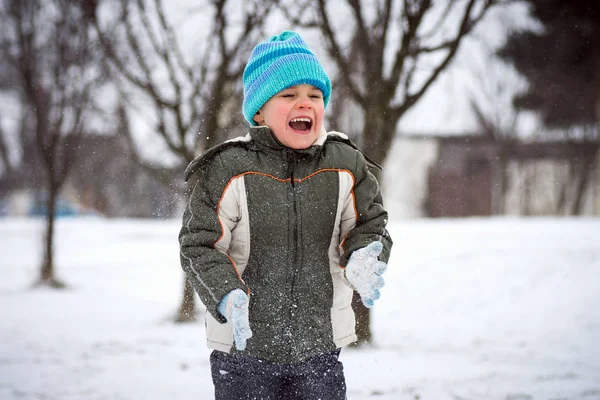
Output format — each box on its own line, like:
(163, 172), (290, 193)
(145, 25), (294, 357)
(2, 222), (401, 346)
(253, 110), (265, 124)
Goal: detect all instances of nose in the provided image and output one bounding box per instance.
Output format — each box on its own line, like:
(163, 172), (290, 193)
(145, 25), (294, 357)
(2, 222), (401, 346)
(295, 96), (312, 109)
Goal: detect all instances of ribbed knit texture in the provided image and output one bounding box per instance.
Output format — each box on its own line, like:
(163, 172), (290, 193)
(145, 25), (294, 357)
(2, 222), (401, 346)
(242, 31), (331, 125)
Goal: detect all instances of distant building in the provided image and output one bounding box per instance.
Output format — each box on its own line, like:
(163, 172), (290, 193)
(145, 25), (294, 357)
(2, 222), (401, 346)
(382, 133), (599, 218)
(426, 136), (599, 217)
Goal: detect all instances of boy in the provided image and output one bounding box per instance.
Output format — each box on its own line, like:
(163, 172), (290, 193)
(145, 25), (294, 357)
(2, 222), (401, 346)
(179, 30), (392, 400)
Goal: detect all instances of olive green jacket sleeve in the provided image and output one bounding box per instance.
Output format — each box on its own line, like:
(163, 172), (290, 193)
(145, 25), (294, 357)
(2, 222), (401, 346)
(179, 153), (248, 323)
(339, 151), (393, 266)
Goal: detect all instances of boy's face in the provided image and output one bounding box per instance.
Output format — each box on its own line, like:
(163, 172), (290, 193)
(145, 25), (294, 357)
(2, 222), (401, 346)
(253, 84), (325, 149)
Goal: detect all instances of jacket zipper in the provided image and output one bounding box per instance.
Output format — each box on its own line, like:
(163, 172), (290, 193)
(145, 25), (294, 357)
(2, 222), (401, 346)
(286, 149), (299, 354)
(286, 149), (297, 285)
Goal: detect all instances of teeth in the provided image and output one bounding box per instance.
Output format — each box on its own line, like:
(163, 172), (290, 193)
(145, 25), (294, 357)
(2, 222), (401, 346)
(290, 118), (311, 123)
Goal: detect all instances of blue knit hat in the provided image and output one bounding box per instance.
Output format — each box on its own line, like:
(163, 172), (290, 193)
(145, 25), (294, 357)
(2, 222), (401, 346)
(242, 31), (332, 125)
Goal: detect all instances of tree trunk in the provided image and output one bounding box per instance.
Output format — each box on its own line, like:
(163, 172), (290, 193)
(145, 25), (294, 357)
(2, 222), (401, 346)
(556, 161), (570, 215)
(361, 108), (397, 170)
(494, 159), (508, 214)
(522, 163), (532, 215)
(351, 291), (371, 346)
(37, 183), (65, 289)
(175, 275), (198, 323)
(570, 156), (595, 215)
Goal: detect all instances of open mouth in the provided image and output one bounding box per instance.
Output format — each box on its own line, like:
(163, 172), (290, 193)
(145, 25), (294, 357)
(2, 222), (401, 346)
(289, 117), (313, 132)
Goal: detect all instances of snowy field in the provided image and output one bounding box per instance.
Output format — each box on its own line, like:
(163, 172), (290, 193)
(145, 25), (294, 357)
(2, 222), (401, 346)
(0, 216), (599, 400)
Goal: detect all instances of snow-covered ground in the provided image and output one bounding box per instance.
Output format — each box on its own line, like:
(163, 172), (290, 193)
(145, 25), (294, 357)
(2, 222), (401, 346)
(0, 217), (599, 400)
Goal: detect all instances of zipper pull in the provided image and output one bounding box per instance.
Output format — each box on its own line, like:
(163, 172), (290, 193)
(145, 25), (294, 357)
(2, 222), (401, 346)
(286, 149), (295, 183)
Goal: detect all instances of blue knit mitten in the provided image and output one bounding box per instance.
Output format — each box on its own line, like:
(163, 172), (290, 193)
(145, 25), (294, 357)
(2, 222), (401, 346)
(218, 289), (252, 351)
(345, 242), (387, 308)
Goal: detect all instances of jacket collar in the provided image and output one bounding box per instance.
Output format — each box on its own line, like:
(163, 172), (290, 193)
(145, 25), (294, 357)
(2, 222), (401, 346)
(248, 125), (328, 154)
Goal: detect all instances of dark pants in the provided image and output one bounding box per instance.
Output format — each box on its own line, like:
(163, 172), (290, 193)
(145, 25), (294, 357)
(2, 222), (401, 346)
(210, 349), (347, 400)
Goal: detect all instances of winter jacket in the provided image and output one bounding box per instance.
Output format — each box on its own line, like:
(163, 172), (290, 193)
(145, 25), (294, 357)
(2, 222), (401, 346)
(179, 125), (392, 363)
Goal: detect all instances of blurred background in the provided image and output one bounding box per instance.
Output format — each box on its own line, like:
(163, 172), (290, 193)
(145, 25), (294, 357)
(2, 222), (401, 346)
(0, 1), (599, 398)
(1, 0), (598, 220)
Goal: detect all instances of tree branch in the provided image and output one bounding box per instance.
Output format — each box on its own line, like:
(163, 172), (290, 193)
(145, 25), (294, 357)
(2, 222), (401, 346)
(151, 0), (191, 153)
(377, 0), (393, 49)
(387, 0), (431, 90)
(118, 100), (185, 190)
(0, 115), (11, 174)
(419, 0), (458, 41)
(347, 0), (372, 60)
(316, 0), (367, 106)
(276, 0), (320, 28)
(393, 0), (495, 115)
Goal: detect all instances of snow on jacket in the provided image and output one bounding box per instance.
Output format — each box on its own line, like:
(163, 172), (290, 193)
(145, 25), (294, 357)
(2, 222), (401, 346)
(179, 125), (392, 363)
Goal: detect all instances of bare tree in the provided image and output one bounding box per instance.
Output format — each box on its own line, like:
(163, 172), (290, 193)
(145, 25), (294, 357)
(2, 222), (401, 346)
(94, 0), (275, 321)
(0, 0), (102, 288)
(281, 0), (506, 343)
(0, 119), (11, 176)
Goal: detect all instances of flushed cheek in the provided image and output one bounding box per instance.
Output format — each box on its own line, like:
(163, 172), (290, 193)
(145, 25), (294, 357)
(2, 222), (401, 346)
(273, 104), (291, 118)
(267, 109), (289, 130)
